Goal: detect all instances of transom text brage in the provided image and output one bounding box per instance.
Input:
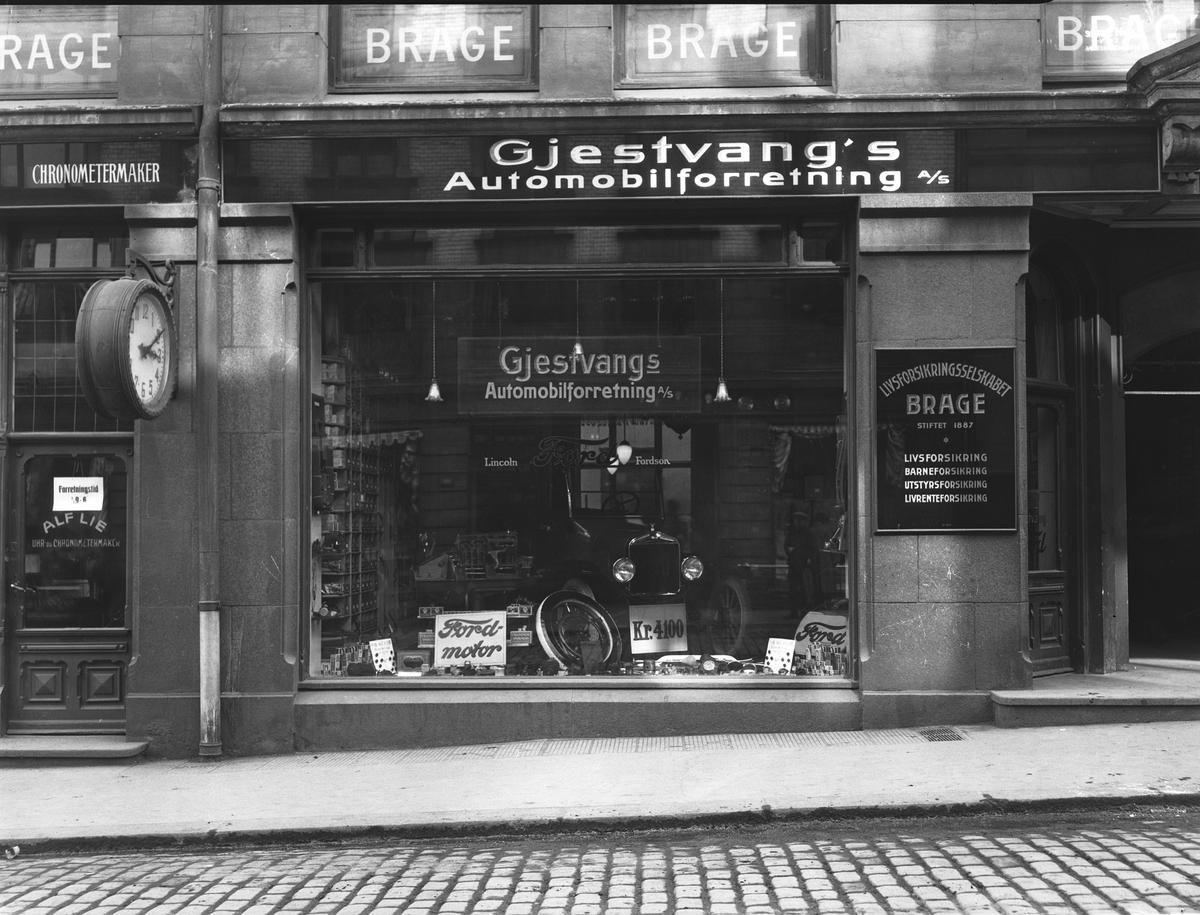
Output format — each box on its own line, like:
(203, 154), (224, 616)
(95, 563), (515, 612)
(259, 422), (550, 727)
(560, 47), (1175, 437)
(0, 32), (113, 70)
(642, 21), (802, 60)
(362, 26), (516, 63)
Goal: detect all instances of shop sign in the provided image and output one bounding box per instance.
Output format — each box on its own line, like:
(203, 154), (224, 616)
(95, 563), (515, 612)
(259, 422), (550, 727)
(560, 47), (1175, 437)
(1043, 1), (1200, 80)
(0, 141), (192, 206)
(0, 5), (118, 97)
(458, 336), (702, 415)
(51, 476), (103, 512)
(629, 603), (687, 654)
(618, 3), (826, 87)
(875, 347), (1016, 532)
(331, 4), (536, 91)
(223, 127), (1161, 203)
(432, 609), (507, 668)
(445, 132), (911, 198)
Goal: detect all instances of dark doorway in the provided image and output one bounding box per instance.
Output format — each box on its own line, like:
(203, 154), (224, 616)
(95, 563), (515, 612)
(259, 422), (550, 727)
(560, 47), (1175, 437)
(1125, 331), (1200, 659)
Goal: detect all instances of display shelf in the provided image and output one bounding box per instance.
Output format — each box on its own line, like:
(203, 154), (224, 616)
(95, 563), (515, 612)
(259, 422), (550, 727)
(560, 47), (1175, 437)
(315, 352), (389, 655)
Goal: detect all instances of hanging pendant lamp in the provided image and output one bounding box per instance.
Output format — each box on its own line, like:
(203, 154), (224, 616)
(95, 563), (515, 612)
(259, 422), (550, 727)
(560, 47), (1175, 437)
(615, 416), (632, 465)
(713, 278), (731, 402)
(572, 279), (584, 358)
(425, 282), (443, 403)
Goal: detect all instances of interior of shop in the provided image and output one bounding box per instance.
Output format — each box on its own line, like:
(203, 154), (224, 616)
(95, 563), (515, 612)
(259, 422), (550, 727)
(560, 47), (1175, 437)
(307, 218), (852, 679)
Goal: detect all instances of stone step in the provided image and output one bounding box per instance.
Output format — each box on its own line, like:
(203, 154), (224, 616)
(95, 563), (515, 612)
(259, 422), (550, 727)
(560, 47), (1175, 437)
(0, 736), (149, 760)
(992, 657), (1200, 727)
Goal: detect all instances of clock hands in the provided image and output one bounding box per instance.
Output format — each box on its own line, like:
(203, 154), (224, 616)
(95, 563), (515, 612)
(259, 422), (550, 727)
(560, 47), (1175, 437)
(138, 328), (165, 361)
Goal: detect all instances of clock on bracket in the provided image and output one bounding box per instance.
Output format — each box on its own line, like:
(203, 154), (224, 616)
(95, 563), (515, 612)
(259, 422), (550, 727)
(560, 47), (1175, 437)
(76, 277), (178, 421)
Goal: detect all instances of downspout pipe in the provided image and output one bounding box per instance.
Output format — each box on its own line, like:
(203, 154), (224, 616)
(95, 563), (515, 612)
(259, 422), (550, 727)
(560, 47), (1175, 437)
(197, 4), (222, 757)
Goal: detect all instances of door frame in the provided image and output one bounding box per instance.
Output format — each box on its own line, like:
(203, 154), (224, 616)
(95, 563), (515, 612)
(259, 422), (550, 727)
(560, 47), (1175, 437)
(2, 437), (134, 734)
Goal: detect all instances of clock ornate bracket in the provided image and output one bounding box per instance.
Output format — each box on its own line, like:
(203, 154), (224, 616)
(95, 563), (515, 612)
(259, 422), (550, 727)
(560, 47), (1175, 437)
(124, 250), (177, 312)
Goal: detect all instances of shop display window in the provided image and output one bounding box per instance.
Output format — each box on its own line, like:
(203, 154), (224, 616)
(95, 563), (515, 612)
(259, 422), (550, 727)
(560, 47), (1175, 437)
(308, 219), (849, 681)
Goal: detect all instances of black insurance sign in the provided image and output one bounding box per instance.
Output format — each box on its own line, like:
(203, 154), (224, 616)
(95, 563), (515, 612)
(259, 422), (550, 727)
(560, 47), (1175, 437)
(875, 347), (1016, 532)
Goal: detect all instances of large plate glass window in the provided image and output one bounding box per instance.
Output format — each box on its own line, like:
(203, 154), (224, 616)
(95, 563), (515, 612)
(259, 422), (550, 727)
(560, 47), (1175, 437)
(308, 218), (850, 681)
(617, 4), (830, 88)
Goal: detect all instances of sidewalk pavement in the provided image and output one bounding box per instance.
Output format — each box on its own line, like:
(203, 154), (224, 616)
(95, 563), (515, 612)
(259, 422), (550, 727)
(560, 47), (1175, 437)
(4, 718), (1200, 851)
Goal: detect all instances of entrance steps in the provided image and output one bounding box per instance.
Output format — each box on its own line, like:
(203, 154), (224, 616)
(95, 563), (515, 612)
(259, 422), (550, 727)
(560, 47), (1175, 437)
(991, 657), (1200, 727)
(0, 735), (148, 760)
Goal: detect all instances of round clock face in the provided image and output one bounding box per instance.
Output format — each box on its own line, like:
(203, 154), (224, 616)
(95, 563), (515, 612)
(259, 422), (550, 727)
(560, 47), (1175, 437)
(127, 290), (171, 410)
(76, 277), (178, 422)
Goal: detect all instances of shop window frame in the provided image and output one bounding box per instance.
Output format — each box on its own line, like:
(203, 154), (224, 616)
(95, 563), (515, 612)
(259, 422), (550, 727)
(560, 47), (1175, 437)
(300, 202), (857, 688)
(5, 221), (133, 437)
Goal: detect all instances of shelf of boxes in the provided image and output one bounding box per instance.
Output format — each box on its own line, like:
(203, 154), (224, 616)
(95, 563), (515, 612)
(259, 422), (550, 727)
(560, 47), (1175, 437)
(317, 356), (380, 643)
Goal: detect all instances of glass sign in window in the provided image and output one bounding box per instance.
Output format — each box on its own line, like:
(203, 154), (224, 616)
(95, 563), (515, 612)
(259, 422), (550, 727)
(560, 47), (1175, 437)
(331, 4), (537, 91)
(1043, 1), (1200, 81)
(618, 4), (828, 87)
(0, 5), (118, 97)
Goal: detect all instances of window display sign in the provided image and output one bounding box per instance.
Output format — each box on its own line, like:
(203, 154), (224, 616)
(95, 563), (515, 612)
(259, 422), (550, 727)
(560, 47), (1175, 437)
(1043, 1), (1200, 80)
(432, 610), (507, 668)
(0, 5), (118, 97)
(52, 477), (103, 512)
(629, 603), (687, 654)
(458, 336), (702, 415)
(331, 4), (536, 91)
(618, 4), (826, 87)
(875, 348), (1016, 532)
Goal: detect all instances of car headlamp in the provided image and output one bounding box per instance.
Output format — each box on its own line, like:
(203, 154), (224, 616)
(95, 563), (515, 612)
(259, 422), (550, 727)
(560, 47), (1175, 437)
(681, 556), (704, 581)
(612, 557), (636, 583)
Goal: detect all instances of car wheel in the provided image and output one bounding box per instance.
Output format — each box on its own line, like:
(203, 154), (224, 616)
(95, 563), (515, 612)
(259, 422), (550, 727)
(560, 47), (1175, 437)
(563, 577), (596, 599)
(706, 577), (750, 655)
(535, 590), (623, 667)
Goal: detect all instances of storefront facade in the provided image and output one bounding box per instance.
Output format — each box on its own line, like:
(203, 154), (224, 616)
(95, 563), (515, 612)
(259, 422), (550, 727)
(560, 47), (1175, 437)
(0, 4), (1197, 756)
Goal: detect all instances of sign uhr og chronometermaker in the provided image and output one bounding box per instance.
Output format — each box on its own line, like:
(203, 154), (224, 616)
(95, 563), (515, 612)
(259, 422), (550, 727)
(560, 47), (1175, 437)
(875, 348), (1016, 532)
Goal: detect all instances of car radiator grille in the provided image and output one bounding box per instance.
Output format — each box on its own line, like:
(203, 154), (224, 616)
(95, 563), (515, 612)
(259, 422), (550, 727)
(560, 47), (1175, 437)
(628, 537), (681, 596)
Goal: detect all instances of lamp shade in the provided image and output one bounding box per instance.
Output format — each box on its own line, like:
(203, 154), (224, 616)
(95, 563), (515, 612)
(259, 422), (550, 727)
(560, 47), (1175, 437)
(616, 440), (633, 464)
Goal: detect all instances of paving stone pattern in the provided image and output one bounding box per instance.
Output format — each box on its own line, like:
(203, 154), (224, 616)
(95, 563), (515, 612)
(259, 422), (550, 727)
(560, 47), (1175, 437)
(2, 821), (1200, 914)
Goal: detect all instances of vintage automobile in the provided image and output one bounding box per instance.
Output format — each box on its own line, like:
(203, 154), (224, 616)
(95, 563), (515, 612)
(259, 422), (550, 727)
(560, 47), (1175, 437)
(527, 468), (750, 670)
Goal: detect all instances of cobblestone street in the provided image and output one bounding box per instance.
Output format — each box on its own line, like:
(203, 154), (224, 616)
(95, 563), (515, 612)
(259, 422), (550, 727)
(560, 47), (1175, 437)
(3, 810), (1200, 914)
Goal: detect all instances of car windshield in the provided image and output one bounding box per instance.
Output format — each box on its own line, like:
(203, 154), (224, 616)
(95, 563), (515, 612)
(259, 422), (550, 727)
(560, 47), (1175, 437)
(574, 416), (685, 523)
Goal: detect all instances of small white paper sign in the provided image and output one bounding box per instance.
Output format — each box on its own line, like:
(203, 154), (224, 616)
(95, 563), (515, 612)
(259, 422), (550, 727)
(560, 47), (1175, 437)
(369, 638), (396, 674)
(433, 610), (506, 668)
(52, 477), (103, 512)
(628, 602), (687, 655)
(764, 637), (797, 674)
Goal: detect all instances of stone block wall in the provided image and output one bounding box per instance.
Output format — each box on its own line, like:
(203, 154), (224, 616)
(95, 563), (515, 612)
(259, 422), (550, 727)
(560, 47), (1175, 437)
(855, 194), (1034, 729)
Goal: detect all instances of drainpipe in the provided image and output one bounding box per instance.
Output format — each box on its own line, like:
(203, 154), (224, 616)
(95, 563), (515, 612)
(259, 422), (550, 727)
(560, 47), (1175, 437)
(197, 4), (222, 757)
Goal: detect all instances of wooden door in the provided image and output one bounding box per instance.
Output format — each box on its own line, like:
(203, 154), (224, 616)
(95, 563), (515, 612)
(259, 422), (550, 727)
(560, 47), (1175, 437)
(1027, 397), (1073, 674)
(3, 446), (130, 734)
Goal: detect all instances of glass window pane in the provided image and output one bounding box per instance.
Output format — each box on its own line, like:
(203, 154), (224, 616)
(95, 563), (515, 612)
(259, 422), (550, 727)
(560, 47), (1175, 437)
(12, 281), (133, 433)
(22, 454), (127, 629)
(311, 266), (847, 680)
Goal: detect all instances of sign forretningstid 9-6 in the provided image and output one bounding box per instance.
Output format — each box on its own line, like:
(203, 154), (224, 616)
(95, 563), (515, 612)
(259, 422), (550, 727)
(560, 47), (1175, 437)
(875, 347), (1016, 532)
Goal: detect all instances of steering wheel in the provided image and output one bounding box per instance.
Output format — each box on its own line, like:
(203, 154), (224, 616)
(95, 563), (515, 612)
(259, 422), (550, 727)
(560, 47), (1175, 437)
(602, 491), (640, 514)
